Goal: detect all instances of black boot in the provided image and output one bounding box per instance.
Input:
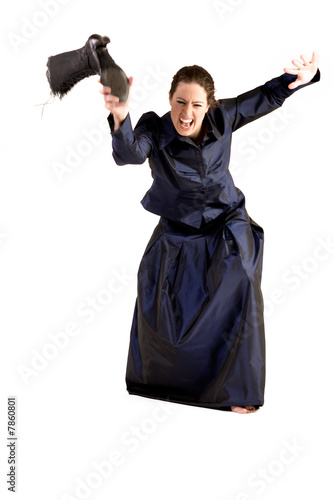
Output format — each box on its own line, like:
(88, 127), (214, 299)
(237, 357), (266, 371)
(46, 34), (129, 102)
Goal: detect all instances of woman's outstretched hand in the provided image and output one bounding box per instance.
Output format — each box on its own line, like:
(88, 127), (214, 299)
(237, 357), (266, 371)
(99, 76), (134, 130)
(284, 51), (319, 89)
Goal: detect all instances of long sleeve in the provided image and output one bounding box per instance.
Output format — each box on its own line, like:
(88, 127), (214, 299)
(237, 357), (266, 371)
(221, 69), (320, 132)
(108, 112), (156, 166)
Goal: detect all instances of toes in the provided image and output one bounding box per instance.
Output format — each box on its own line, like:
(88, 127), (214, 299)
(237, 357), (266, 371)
(231, 406), (248, 414)
(231, 405), (257, 414)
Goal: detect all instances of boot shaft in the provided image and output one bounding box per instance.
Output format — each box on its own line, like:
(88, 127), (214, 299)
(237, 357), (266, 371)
(46, 45), (96, 98)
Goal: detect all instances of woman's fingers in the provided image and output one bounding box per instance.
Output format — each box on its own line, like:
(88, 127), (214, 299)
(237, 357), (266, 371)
(300, 54), (310, 66)
(98, 84), (112, 95)
(283, 67), (298, 75)
(310, 50), (320, 65)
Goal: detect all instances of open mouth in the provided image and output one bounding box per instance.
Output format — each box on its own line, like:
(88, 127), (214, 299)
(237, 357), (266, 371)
(179, 118), (194, 130)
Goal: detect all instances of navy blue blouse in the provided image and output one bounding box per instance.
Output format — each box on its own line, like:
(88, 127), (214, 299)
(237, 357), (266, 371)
(108, 71), (320, 228)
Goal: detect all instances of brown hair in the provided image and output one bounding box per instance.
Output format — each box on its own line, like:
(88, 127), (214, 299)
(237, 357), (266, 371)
(169, 65), (216, 106)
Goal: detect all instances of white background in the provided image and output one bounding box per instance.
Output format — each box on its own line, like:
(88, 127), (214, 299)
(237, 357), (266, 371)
(1, 1), (332, 499)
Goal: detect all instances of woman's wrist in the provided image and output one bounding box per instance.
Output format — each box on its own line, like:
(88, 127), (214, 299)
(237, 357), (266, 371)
(113, 112), (128, 131)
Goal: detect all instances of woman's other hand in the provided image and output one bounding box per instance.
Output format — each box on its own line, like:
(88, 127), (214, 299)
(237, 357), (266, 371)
(284, 51), (319, 89)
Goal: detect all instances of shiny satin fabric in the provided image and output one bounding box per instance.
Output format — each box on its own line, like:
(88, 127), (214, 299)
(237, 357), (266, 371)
(110, 71), (320, 229)
(125, 202), (266, 409)
(109, 70), (320, 410)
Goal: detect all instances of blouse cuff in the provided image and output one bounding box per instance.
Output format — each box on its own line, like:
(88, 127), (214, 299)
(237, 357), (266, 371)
(282, 67), (321, 96)
(108, 112), (133, 135)
(107, 113), (136, 148)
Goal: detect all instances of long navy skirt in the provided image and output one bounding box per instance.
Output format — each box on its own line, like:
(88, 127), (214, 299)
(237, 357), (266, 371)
(125, 201), (266, 410)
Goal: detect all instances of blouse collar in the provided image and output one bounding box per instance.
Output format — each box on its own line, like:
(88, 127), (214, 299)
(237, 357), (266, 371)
(158, 110), (223, 150)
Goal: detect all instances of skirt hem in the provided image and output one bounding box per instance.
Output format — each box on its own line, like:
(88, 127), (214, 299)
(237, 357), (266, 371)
(127, 386), (263, 412)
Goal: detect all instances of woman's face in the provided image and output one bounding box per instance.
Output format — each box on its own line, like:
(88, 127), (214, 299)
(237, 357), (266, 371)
(169, 82), (210, 141)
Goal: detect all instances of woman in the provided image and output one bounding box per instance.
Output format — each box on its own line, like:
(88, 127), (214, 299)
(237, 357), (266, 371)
(100, 53), (320, 414)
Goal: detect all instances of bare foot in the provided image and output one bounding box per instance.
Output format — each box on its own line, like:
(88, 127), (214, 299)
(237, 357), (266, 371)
(231, 406), (256, 414)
